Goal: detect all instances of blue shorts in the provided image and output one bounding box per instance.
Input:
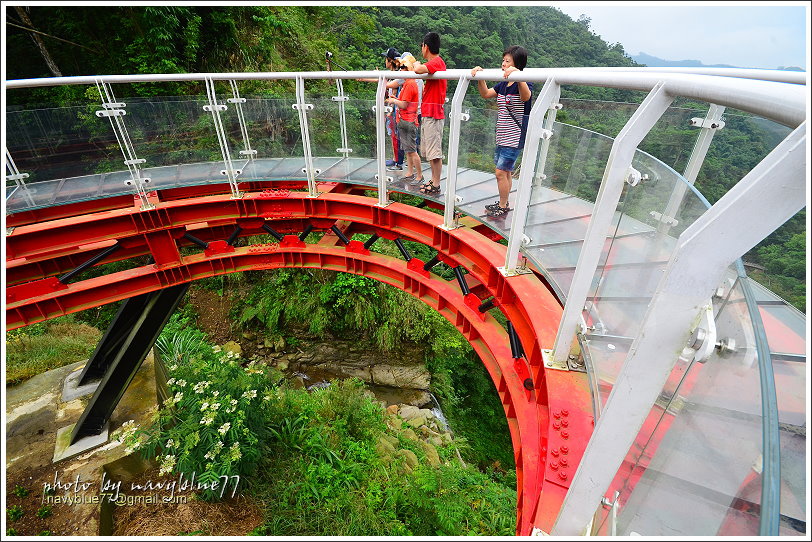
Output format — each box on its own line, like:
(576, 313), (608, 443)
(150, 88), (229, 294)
(494, 145), (521, 171)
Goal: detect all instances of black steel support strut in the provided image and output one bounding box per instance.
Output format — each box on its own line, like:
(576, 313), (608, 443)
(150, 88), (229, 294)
(69, 283), (190, 444)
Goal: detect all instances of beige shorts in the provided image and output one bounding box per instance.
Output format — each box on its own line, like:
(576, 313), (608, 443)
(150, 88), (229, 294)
(420, 117), (445, 161)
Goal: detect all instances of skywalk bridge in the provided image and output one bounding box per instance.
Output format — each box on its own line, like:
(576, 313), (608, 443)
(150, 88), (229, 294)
(4, 67), (807, 536)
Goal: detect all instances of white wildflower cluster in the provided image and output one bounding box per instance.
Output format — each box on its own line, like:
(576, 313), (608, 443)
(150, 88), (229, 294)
(176, 379), (187, 388)
(204, 440), (225, 461)
(200, 411), (216, 426)
(229, 442), (242, 461)
(159, 454), (176, 476)
(225, 398), (238, 413)
(163, 391), (184, 409)
(167, 378), (175, 386)
(218, 422), (231, 436)
(241, 389), (258, 400)
(193, 381), (211, 394)
(212, 345), (222, 353)
(168, 364), (179, 371)
(114, 420), (144, 454)
(165, 439), (177, 449)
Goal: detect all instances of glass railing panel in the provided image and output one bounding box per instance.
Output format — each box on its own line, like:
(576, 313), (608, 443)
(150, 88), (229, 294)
(615, 279), (765, 536)
(222, 95), (304, 183)
(583, 150), (714, 407)
(313, 98), (378, 185)
(748, 280), (806, 356)
(454, 104), (498, 215)
(518, 122), (616, 298)
(639, 104), (706, 173)
(556, 98), (638, 140)
(6, 103), (118, 186)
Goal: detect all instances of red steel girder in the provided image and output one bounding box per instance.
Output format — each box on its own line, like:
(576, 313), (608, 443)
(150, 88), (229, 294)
(5, 189), (594, 534)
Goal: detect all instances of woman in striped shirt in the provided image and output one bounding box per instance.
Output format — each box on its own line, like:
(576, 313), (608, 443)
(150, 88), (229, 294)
(471, 46), (533, 218)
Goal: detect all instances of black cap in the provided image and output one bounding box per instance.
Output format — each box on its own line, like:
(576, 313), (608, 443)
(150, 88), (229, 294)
(381, 47), (400, 60)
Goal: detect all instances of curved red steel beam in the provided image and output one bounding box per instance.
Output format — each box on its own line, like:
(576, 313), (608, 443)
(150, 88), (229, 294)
(5, 189), (594, 534)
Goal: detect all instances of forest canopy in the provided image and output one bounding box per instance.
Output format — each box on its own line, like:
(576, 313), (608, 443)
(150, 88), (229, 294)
(5, 5), (805, 310)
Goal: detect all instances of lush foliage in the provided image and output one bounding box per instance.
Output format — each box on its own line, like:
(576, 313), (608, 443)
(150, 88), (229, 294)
(115, 315), (516, 534)
(5, 315), (101, 386)
(114, 313), (279, 500)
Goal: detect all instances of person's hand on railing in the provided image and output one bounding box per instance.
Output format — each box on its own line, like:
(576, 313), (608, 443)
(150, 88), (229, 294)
(503, 65), (519, 79)
(471, 66), (483, 77)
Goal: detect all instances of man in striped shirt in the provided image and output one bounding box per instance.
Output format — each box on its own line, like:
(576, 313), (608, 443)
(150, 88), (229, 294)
(471, 46), (533, 218)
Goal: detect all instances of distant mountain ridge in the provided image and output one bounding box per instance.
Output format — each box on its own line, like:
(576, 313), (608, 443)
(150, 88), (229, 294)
(632, 52), (741, 68)
(632, 52), (805, 71)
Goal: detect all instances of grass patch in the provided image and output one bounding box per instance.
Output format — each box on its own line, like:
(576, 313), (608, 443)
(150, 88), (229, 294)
(6, 316), (101, 386)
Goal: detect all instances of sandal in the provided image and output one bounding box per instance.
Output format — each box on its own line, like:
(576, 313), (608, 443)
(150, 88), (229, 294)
(408, 176), (426, 186)
(487, 204), (510, 218)
(420, 182), (441, 195)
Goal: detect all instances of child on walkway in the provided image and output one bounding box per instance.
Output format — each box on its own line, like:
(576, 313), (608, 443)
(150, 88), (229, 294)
(471, 45), (533, 217)
(413, 32), (447, 196)
(385, 53), (423, 184)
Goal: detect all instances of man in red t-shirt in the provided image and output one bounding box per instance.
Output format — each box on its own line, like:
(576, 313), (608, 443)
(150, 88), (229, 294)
(413, 32), (446, 196)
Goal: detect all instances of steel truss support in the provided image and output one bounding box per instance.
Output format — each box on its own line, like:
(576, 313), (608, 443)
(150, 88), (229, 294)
(442, 76), (470, 230)
(552, 121), (806, 536)
(95, 79), (154, 210)
(333, 78), (352, 157)
(204, 78), (242, 199)
(552, 83), (674, 365)
(69, 283), (190, 444)
(74, 291), (155, 386)
(293, 77), (318, 197)
(502, 78), (561, 275)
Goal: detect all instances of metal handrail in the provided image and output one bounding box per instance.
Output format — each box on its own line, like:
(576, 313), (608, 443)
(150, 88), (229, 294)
(7, 67), (806, 127)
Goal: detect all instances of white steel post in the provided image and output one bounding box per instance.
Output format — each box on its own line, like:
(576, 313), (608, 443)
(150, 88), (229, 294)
(204, 78), (242, 199)
(293, 77), (318, 197)
(501, 78), (561, 275)
(95, 80), (155, 210)
(658, 104), (725, 232)
(227, 79), (257, 161)
(374, 76), (391, 207)
(551, 83), (674, 365)
(552, 122), (806, 536)
(442, 76), (470, 229)
(533, 103), (562, 186)
(333, 78), (352, 158)
(5, 148), (34, 208)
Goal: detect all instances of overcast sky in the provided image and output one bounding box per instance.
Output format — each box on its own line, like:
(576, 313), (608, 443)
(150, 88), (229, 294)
(553, 3), (808, 69)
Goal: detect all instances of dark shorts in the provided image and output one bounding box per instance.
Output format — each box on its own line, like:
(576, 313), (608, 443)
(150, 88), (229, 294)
(494, 145), (521, 171)
(398, 120), (418, 153)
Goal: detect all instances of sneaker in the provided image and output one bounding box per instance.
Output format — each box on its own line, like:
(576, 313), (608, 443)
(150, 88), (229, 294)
(386, 164), (403, 171)
(485, 201), (511, 212)
(385, 159), (396, 166)
(487, 204), (510, 218)
(408, 176), (426, 186)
